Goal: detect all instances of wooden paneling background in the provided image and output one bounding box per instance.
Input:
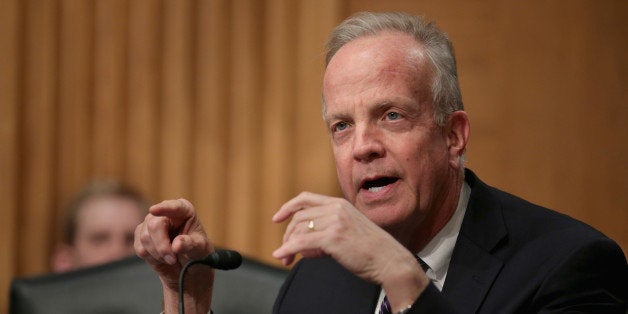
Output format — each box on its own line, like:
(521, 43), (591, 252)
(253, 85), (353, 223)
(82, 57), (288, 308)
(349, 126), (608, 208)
(1, 0), (626, 311)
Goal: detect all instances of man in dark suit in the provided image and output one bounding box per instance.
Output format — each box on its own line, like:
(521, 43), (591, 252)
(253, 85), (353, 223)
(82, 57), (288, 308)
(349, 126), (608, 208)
(134, 12), (627, 313)
(273, 169), (627, 313)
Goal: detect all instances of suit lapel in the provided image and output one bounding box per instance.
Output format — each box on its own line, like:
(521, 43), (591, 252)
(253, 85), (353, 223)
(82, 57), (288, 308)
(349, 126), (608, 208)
(442, 170), (507, 313)
(281, 258), (380, 313)
(324, 259), (380, 312)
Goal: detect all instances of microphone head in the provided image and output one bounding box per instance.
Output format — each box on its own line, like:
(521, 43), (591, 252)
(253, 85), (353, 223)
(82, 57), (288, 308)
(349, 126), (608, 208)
(201, 249), (242, 270)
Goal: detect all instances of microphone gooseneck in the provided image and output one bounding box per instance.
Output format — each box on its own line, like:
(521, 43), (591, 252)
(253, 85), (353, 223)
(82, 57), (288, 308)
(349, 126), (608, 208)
(178, 249), (242, 314)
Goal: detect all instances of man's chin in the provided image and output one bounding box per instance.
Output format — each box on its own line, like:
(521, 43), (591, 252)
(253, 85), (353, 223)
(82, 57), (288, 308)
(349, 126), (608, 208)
(362, 207), (405, 229)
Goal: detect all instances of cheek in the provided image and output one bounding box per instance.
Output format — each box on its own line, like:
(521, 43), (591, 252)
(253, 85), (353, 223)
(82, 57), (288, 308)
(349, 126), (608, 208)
(333, 154), (356, 198)
(335, 161), (354, 195)
(406, 135), (449, 169)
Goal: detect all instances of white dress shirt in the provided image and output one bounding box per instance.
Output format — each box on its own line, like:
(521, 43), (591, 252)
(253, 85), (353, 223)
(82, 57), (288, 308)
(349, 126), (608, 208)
(375, 182), (470, 313)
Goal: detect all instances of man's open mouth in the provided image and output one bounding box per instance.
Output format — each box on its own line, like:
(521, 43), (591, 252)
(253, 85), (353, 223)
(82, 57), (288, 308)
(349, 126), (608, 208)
(362, 177), (399, 192)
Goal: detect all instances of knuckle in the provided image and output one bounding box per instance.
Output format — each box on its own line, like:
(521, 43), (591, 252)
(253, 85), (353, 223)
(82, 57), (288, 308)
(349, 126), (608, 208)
(139, 230), (151, 243)
(329, 228), (345, 242)
(135, 245), (147, 257)
(292, 210), (304, 221)
(156, 243), (171, 255)
(329, 222), (342, 233)
(147, 216), (167, 230)
(329, 213), (342, 225)
(134, 223), (142, 237)
(177, 198), (193, 208)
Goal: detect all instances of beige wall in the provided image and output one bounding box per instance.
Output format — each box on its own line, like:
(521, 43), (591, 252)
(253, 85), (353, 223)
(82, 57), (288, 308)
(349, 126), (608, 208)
(1, 0), (626, 311)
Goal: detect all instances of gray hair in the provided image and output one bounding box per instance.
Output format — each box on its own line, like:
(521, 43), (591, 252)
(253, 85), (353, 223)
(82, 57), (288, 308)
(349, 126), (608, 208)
(324, 12), (463, 126)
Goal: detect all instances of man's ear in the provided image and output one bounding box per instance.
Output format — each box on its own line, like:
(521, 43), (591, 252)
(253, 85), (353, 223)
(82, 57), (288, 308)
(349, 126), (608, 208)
(51, 244), (75, 273)
(445, 111), (470, 169)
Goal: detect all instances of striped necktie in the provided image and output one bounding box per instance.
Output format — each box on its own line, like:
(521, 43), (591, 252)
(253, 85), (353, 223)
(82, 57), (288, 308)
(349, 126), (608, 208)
(378, 256), (429, 314)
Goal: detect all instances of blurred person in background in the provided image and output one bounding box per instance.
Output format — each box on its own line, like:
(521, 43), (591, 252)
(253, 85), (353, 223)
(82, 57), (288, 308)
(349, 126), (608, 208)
(51, 180), (148, 272)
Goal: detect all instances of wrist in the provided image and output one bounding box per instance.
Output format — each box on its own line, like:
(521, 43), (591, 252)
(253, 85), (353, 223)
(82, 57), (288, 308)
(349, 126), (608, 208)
(161, 273), (213, 314)
(380, 255), (428, 312)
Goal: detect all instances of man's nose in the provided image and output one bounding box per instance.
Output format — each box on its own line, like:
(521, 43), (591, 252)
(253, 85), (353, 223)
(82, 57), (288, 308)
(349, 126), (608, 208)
(352, 124), (385, 162)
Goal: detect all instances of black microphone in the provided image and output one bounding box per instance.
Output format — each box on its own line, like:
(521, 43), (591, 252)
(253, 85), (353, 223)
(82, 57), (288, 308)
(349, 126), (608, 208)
(178, 249), (242, 314)
(199, 249), (243, 270)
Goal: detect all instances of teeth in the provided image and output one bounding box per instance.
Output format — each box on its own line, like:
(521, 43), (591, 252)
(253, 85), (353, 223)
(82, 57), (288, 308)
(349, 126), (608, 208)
(368, 186), (384, 192)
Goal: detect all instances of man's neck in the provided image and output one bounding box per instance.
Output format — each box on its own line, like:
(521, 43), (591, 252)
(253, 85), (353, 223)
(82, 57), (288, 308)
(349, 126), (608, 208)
(403, 172), (464, 253)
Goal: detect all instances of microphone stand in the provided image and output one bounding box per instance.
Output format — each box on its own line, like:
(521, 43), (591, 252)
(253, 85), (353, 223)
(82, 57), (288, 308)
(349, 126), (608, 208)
(178, 250), (242, 314)
(178, 259), (205, 314)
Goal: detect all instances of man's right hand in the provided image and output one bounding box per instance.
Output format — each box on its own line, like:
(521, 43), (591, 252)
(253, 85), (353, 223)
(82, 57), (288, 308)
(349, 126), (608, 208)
(134, 198), (214, 314)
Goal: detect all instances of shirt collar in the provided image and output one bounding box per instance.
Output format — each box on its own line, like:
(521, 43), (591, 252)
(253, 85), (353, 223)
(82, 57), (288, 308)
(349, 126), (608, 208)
(417, 181), (470, 288)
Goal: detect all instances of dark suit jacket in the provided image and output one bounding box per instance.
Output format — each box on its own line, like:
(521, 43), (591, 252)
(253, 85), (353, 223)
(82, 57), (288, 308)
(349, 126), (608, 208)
(273, 169), (627, 313)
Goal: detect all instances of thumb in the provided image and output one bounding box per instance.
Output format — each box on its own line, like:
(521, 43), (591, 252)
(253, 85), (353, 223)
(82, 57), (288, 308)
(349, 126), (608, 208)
(172, 233), (213, 262)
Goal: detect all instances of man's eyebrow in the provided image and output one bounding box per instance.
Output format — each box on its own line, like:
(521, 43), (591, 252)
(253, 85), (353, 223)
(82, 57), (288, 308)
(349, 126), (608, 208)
(324, 98), (413, 121)
(370, 98), (415, 113)
(371, 100), (394, 111)
(324, 112), (350, 126)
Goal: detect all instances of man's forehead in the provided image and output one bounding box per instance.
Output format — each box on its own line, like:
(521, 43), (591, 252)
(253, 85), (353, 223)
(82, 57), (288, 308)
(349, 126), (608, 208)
(324, 33), (428, 87)
(326, 31), (425, 70)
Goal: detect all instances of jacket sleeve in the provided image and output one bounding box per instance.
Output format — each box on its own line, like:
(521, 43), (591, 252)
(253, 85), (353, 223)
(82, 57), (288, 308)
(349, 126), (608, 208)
(527, 237), (627, 313)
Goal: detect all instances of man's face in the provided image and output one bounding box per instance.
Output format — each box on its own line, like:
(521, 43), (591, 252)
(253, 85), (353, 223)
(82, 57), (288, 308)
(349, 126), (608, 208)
(323, 31), (455, 235)
(71, 196), (144, 268)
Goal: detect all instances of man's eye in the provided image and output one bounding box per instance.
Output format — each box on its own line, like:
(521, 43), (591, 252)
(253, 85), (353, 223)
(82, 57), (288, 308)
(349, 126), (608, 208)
(386, 112), (400, 120)
(334, 122), (348, 132)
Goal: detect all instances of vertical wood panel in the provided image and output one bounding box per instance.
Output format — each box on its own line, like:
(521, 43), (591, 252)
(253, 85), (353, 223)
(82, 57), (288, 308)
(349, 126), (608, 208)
(92, 0), (128, 176)
(294, 0), (342, 195)
(193, 0), (230, 245)
(226, 0), (264, 255)
(57, 0), (93, 203)
(158, 0), (194, 198)
(564, 1), (627, 246)
(126, 0), (161, 197)
(0, 0), (20, 310)
(455, 1), (628, 252)
(258, 0), (298, 262)
(19, 0), (58, 275)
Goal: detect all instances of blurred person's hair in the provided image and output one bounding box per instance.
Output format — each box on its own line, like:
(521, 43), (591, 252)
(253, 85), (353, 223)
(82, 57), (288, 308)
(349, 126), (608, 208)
(61, 180), (149, 245)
